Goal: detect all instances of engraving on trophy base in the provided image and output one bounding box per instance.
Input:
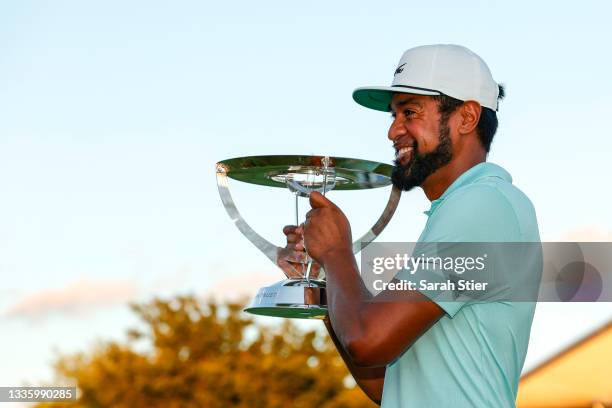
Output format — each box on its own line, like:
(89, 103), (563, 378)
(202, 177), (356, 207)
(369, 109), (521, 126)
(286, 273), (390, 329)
(244, 279), (328, 319)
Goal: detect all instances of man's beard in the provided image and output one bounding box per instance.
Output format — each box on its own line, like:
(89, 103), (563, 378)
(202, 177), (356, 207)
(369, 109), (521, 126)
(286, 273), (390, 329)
(391, 120), (453, 192)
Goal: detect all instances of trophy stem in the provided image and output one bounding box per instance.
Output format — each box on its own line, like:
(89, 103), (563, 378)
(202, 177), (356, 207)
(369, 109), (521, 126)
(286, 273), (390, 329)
(305, 262), (312, 284)
(322, 155), (330, 195)
(294, 192), (299, 227)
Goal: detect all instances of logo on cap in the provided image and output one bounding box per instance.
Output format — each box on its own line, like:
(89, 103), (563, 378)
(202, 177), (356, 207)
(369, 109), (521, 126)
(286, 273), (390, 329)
(394, 63), (406, 76)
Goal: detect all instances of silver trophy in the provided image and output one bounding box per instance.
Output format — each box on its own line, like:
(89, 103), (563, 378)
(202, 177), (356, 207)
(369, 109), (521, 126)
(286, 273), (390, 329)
(216, 155), (400, 319)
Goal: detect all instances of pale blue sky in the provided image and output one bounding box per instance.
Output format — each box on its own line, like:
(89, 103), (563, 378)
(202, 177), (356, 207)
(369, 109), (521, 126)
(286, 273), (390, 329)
(1, 0), (611, 389)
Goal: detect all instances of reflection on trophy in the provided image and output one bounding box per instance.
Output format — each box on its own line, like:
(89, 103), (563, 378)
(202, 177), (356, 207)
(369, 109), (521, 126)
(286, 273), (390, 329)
(216, 155), (400, 319)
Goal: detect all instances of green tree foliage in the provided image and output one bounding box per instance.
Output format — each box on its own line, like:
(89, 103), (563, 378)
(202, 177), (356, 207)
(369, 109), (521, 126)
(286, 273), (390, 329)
(35, 296), (376, 408)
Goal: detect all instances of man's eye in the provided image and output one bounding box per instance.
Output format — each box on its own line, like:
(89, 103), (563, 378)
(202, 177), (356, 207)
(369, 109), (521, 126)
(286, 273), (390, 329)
(390, 109), (416, 119)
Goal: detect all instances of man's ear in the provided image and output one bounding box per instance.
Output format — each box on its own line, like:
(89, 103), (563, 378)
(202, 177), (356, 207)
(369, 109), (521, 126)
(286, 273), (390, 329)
(458, 101), (481, 135)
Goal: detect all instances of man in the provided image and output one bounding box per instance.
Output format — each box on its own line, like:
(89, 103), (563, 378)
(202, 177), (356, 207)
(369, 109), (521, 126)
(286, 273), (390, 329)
(282, 44), (540, 407)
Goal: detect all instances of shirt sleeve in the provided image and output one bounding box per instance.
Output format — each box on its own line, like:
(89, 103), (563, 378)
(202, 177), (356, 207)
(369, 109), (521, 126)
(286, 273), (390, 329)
(409, 184), (524, 317)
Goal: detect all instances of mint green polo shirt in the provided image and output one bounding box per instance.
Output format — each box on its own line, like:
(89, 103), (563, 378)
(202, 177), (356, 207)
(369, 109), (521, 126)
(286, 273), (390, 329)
(381, 162), (541, 408)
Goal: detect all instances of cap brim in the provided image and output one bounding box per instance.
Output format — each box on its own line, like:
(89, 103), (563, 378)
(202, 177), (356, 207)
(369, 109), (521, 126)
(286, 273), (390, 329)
(352, 86), (440, 112)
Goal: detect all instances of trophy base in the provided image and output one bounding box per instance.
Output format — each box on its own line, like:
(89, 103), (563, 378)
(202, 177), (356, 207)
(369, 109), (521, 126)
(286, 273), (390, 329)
(244, 279), (327, 319)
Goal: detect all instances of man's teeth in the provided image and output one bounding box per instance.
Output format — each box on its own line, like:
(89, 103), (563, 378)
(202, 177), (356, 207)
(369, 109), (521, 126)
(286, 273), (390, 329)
(396, 147), (414, 160)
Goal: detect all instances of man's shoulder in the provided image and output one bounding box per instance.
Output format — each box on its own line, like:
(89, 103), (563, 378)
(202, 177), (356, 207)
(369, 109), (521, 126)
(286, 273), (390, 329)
(427, 172), (539, 242)
(446, 166), (535, 215)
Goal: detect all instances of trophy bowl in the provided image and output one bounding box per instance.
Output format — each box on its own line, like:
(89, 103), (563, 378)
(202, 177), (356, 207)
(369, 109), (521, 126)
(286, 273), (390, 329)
(216, 155), (400, 319)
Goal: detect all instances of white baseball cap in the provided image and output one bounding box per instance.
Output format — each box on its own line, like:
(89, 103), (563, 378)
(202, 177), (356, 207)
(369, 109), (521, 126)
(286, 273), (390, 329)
(353, 44), (500, 112)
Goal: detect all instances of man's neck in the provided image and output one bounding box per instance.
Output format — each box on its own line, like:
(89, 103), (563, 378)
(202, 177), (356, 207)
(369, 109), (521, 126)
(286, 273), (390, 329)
(421, 156), (486, 201)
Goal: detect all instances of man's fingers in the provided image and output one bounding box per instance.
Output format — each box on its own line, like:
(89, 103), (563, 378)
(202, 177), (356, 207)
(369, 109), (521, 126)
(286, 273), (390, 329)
(284, 226), (305, 246)
(285, 250), (307, 263)
(309, 191), (335, 209)
(277, 259), (303, 279)
(286, 233), (299, 243)
(278, 244), (306, 261)
(283, 225), (299, 235)
(286, 243), (305, 252)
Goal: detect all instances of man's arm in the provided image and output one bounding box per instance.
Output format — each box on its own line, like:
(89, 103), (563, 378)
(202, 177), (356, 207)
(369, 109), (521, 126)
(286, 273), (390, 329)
(279, 225), (385, 403)
(322, 249), (443, 366)
(304, 192), (445, 367)
(323, 317), (385, 405)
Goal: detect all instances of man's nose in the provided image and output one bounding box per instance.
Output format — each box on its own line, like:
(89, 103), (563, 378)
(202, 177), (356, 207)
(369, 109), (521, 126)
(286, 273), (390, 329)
(388, 118), (406, 142)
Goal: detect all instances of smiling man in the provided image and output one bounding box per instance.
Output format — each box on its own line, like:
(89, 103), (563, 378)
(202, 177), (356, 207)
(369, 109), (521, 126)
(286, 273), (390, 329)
(282, 44), (540, 407)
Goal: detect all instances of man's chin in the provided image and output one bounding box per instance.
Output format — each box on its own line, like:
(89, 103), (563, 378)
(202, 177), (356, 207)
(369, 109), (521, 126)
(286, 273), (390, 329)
(391, 166), (420, 191)
(392, 179), (420, 192)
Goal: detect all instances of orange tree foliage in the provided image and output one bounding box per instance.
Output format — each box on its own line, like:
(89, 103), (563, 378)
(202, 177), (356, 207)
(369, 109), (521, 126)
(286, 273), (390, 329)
(35, 296), (376, 408)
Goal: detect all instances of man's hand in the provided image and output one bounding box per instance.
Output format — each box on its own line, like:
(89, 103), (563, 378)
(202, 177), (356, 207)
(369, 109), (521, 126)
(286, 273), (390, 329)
(303, 192), (353, 265)
(277, 225), (322, 279)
